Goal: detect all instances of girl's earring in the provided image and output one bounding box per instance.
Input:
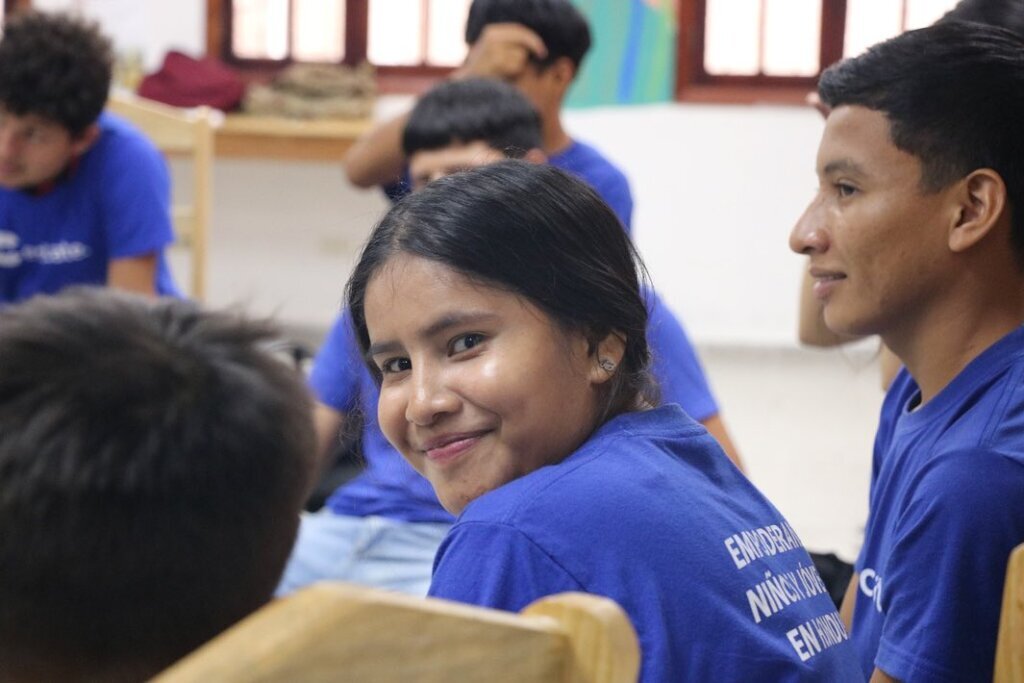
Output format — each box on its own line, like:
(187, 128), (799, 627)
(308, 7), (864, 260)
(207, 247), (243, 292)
(599, 358), (616, 373)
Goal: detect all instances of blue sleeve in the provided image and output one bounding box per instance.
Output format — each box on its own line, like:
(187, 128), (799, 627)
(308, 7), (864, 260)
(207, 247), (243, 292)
(97, 126), (175, 260)
(308, 311), (364, 413)
(645, 290), (718, 421)
(602, 173), (633, 234)
(428, 522), (582, 613)
(874, 450), (1024, 682)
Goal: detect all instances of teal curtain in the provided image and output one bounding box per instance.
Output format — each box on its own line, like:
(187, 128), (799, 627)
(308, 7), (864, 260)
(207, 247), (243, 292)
(567, 0), (678, 108)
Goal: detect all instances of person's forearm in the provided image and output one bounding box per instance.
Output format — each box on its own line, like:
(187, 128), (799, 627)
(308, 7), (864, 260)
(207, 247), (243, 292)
(312, 402), (346, 482)
(839, 573), (858, 631)
(701, 413), (745, 473)
(342, 23), (548, 189)
(342, 112), (410, 188)
(107, 254), (158, 296)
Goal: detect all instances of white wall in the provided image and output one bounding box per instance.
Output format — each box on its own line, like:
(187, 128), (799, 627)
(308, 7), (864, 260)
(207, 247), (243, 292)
(32, 0), (204, 69)
(195, 100), (826, 349)
(171, 105), (816, 351)
(567, 103), (823, 347)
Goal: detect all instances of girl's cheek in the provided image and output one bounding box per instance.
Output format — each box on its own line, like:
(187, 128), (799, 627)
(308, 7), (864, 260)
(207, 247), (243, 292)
(477, 355), (502, 382)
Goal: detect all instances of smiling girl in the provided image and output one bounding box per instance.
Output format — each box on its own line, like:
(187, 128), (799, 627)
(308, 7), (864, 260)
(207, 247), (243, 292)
(345, 161), (860, 681)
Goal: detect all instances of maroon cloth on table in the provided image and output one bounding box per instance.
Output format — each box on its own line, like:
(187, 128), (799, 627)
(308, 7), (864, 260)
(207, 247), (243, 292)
(138, 51), (245, 111)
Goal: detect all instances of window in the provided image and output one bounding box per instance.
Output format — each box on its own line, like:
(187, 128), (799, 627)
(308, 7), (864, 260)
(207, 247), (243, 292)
(678, 0), (960, 103)
(210, 0), (472, 89)
(842, 0), (959, 57)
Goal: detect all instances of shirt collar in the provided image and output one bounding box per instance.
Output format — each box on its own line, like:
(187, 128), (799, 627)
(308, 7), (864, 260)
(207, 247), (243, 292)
(24, 156), (81, 197)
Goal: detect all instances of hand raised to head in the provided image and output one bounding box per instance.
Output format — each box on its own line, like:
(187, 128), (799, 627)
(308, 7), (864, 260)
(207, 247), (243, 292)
(454, 23), (548, 81)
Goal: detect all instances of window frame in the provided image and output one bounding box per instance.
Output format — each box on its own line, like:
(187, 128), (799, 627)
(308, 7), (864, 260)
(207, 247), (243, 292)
(676, 0), (848, 104)
(207, 0), (458, 94)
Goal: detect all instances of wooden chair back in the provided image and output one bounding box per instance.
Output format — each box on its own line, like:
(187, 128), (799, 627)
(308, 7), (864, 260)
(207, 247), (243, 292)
(106, 92), (214, 300)
(153, 583), (640, 683)
(996, 542), (1024, 682)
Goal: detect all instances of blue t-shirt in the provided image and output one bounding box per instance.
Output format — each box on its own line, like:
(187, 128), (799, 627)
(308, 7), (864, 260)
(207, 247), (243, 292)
(0, 112), (178, 303)
(852, 326), (1024, 682)
(646, 288), (718, 422)
(310, 290), (718, 523)
(548, 139), (633, 234)
(384, 138), (634, 233)
(428, 406), (862, 682)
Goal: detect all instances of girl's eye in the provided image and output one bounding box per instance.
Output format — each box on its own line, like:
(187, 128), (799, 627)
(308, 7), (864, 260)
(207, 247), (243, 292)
(380, 357), (412, 374)
(450, 333), (485, 354)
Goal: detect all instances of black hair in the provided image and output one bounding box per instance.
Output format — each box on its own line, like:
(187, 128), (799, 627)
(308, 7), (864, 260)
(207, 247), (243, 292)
(818, 21), (1024, 259)
(402, 78), (542, 158)
(939, 0), (1024, 40)
(0, 11), (113, 135)
(346, 160), (654, 421)
(465, 0), (591, 71)
(0, 289), (315, 681)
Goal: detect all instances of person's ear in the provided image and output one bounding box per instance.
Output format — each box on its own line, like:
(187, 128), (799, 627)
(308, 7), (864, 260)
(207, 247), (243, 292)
(549, 57), (575, 87)
(948, 169), (1007, 254)
(587, 331), (626, 386)
(523, 148), (547, 165)
(70, 123), (101, 158)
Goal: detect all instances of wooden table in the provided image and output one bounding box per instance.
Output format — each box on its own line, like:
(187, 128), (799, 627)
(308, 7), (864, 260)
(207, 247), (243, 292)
(215, 114), (373, 162)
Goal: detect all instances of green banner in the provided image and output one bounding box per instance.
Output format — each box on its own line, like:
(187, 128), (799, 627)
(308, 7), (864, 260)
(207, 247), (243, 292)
(568, 0), (678, 108)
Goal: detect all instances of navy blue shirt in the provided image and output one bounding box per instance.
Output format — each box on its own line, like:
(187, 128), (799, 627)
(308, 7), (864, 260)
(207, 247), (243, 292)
(853, 326), (1024, 681)
(429, 406), (862, 682)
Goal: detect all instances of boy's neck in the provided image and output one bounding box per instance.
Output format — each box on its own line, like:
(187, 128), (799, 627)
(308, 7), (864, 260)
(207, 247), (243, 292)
(540, 114), (573, 156)
(886, 275), (1024, 405)
(23, 158), (78, 196)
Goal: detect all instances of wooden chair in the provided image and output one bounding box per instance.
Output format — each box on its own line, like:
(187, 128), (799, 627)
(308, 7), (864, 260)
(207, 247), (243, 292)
(106, 92), (215, 300)
(153, 583), (641, 683)
(996, 542), (1024, 682)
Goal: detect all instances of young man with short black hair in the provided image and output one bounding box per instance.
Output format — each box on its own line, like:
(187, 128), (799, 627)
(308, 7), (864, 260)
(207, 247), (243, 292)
(0, 289), (315, 681)
(791, 21), (1024, 682)
(0, 12), (178, 302)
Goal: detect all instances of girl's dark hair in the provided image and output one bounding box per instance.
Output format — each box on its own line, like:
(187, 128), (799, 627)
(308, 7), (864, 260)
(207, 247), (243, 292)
(346, 160), (654, 420)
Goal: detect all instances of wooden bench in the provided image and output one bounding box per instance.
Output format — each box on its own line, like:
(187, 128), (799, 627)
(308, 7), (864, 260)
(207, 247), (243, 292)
(153, 583), (640, 683)
(996, 542), (1024, 682)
